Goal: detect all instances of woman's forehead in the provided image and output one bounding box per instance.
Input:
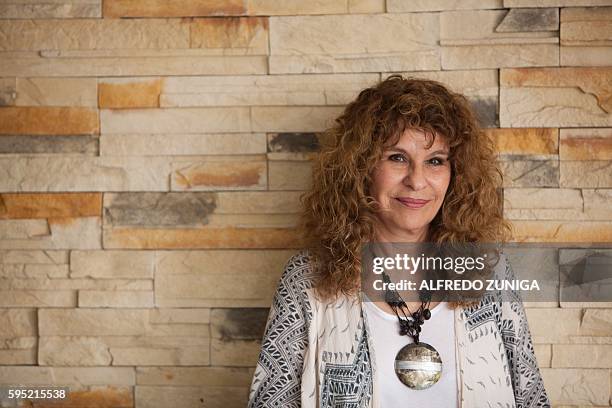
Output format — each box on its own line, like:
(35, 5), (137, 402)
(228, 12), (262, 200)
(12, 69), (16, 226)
(386, 128), (449, 151)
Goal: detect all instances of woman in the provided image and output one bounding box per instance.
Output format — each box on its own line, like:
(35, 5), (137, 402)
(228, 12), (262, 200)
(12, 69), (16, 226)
(247, 76), (550, 407)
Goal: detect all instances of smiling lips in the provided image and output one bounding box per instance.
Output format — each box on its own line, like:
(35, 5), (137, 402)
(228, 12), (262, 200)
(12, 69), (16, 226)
(395, 197), (431, 209)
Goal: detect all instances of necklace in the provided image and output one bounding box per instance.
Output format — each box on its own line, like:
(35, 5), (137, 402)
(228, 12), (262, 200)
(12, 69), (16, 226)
(381, 271), (443, 390)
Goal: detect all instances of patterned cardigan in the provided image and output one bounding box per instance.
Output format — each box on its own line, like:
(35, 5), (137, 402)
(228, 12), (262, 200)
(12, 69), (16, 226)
(248, 251), (550, 408)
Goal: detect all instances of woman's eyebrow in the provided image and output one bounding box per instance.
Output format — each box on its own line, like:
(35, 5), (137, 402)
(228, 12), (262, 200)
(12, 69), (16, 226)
(385, 147), (449, 155)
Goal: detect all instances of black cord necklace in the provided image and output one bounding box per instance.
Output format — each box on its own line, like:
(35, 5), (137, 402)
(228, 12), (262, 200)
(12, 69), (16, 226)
(381, 271), (443, 390)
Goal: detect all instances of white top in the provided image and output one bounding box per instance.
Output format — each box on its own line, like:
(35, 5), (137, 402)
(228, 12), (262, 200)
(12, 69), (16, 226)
(362, 296), (458, 407)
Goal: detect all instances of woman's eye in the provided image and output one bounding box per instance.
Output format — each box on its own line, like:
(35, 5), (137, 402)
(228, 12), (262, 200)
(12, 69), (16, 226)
(389, 154), (407, 162)
(428, 157), (445, 166)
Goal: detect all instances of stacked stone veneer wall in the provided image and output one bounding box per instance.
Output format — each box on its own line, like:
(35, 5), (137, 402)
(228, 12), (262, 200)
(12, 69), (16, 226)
(0, 0), (610, 407)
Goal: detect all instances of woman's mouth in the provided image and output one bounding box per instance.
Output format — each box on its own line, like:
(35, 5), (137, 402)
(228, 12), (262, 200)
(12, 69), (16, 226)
(395, 197), (431, 209)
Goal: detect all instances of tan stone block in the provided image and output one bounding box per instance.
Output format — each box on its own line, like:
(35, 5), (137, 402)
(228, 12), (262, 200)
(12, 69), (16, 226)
(396, 69), (497, 96)
(0, 1), (101, 18)
(0, 249), (68, 264)
(248, 0), (345, 14)
(560, 161), (612, 188)
(0, 366), (135, 386)
(135, 385), (248, 408)
(100, 133), (266, 156)
(55, 386), (133, 408)
(191, 17), (267, 55)
(111, 346), (209, 366)
(348, 0), (384, 13)
(78, 291), (155, 308)
(149, 309), (211, 325)
(136, 366), (253, 386)
(0, 54), (268, 77)
(104, 0), (246, 17)
(39, 309), (150, 336)
(583, 189), (612, 219)
(207, 214), (298, 228)
(215, 191), (303, 214)
(0, 348), (36, 364)
(269, 13), (440, 73)
(442, 43), (558, 70)
(0, 77), (16, 106)
(101, 108), (251, 134)
(561, 6), (612, 46)
(171, 157), (266, 191)
(0, 217), (101, 250)
(0, 263), (69, 279)
(161, 74), (378, 107)
(504, 208), (597, 221)
(103, 227), (301, 250)
(389, 0), (501, 11)
(534, 344), (552, 368)
(0, 19), (189, 51)
(0, 156), (169, 192)
(70, 250), (154, 279)
(0, 219), (49, 239)
(39, 336), (112, 366)
(252, 107), (342, 133)
(154, 250), (294, 307)
(0, 290), (76, 307)
(561, 46), (612, 66)
(269, 161), (312, 191)
(0, 193), (102, 220)
(0, 309), (36, 337)
(511, 220), (612, 243)
(0, 277), (152, 291)
(505, 0), (611, 5)
(541, 368), (610, 405)
(560, 128), (612, 160)
(98, 78), (162, 109)
(485, 128), (558, 155)
(0, 107), (99, 135)
(552, 344), (612, 368)
(211, 338), (260, 366)
(16, 78), (97, 107)
(526, 308), (582, 343)
(504, 188), (583, 210)
(580, 309), (612, 335)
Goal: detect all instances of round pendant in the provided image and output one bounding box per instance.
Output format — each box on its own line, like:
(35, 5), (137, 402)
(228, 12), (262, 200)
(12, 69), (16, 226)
(394, 342), (442, 390)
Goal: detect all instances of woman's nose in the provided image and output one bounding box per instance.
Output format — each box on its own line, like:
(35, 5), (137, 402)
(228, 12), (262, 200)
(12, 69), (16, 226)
(402, 164), (427, 190)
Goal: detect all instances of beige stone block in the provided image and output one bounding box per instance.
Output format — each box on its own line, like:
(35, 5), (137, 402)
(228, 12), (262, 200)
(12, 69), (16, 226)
(389, 0), (501, 11)
(511, 220), (612, 243)
(561, 7), (612, 46)
(0, 77), (16, 106)
(0, 348), (36, 364)
(541, 368), (610, 406)
(534, 344), (552, 368)
(526, 308), (582, 343)
(0, 1), (101, 18)
(15, 78), (97, 107)
(0, 309), (36, 337)
(191, 17), (267, 55)
(583, 189), (612, 219)
(560, 161), (612, 188)
(0, 219), (49, 239)
(395, 69), (497, 97)
(504, 188), (583, 210)
(0, 249), (68, 264)
(504, 208), (604, 221)
(161, 74), (378, 107)
(0, 193), (102, 220)
(78, 291), (155, 308)
(149, 309), (211, 325)
(0, 106), (99, 135)
(111, 346), (209, 366)
(70, 250), (154, 279)
(104, 0), (246, 17)
(581, 309), (612, 335)
(135, 385), (248, 408)
(560, 128), (612, 160)
(171, 156), (267, 191)
(0, 19), (189, 51)
(561, 46), (612, 66)
(98, 78), (162, 109)
(0, 366), (135, 386)
(0, 54), (267, 77)
(0, 217), (101, 250)
(0, 290), (76, 307)
(0, 277), (152, 291)
(248, 0), (345, 14)
(552, 344), (612, 368)
(155, 250), (293, 307)
(100, 133), (266, 156)
(0, 156), (169, 192)
(101, 108), (251, 134)
(485, 128), (558, 155)
(269, 13), (439, 73)
(211, 338), (260, 367)
(252, 107), (342, 133)
(216, 191), (303, 214)
(505, 0), (611, 5)
(39, 336), (112, 366)
(442, 43), (558, 70)
(136, 366), (253, 386)
(268, 161), (312, 191)
(103, 227), (301, 250)
(207, 214), (298, 228)
(348, 0), (384, 13)
(0, 263), (70, 279)
(39, 309), (150, 336)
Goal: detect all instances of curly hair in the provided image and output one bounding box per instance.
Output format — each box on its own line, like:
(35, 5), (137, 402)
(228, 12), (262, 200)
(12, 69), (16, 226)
(300, 75), (512, 302)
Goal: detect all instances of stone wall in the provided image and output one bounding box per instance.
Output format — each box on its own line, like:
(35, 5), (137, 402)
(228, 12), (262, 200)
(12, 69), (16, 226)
(0, 0), (610, 407)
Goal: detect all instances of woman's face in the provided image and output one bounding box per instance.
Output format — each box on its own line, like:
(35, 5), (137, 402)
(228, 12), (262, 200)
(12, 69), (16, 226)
(370, 128), (451, 242)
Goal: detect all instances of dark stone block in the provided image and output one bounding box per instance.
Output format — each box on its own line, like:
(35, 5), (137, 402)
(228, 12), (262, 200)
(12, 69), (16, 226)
(268, 132), (321, 153)
(0, 135), (98, 154)
(211, 308), (270, 340)
(496, 8), (559, 33)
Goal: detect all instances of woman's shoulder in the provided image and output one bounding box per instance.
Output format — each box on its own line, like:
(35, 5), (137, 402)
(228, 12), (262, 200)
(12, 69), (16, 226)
(277, 249), (317, 295)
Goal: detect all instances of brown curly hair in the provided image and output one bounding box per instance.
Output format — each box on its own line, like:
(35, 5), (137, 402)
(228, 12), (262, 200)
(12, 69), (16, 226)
(300, 75), (512, 301)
